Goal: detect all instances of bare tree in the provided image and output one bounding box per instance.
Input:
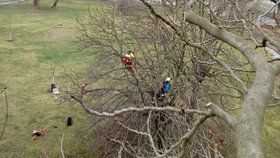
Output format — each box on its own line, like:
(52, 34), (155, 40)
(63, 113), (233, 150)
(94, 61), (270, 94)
(69, 0), (280, 157)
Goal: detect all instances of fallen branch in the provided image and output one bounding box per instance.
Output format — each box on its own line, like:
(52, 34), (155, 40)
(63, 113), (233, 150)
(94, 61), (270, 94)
(60, 133), (65, 158)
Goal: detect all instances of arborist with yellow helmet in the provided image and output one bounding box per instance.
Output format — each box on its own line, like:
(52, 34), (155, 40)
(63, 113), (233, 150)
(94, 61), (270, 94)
(121, 50), (136, 75)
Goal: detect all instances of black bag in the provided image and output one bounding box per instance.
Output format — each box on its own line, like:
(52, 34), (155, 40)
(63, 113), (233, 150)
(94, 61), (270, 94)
(67, 117), (73, 126)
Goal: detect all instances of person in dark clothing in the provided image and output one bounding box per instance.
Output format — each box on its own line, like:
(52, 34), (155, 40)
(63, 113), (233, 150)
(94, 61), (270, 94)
(67, 117), (73, 126)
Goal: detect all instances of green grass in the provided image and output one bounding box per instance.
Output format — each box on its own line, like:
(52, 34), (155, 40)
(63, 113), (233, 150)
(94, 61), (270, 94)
(0, 0), (10, 3)
(0, 0), (104, 157)
(263, 107), (280, 158)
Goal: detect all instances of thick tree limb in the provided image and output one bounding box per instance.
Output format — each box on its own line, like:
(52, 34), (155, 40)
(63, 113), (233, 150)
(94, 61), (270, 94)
(73, 93), (235, 128)
(205, 102), (236, 128)
(183, 10), (267, 69)
(71, 95), (211, 117)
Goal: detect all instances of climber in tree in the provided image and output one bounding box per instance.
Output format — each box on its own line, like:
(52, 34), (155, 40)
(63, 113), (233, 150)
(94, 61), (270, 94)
(32, 129), (45, 141)
(157, 77), (172, 100)
(121, 51), (136, 75)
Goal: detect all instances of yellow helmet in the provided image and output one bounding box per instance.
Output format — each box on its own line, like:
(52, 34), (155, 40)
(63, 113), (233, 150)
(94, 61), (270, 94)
(165, 77), (171, 82)
(129, 53), (135, 58)
(125, 54), (131, 58)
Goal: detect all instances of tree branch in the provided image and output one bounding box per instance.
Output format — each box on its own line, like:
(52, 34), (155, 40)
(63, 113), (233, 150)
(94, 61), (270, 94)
(117, 146), (123, 158)
(71, 95), (211, 117)
(205, 102), (236, 128)
(161, 114), (210, 158)
(140, 0), (266, 69)
(139, 0), (248, 93)
(147, 111), (160, 157)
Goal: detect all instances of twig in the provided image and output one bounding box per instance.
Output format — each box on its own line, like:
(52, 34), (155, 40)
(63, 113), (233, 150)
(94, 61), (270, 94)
(257, 1), (280, 23)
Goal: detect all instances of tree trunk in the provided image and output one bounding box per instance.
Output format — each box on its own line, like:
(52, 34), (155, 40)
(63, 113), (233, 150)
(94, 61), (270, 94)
(33, 0), (40, 9)
(51, 0), (59, 9)
(182, 9), (279, 158)
(235, 65), (276, 158)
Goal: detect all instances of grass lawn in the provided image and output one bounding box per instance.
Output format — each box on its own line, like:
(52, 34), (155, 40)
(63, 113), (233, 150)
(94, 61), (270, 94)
(0, 0), (10, 3)
(263, 107), (280, 158)
(0, 0), (104, 157)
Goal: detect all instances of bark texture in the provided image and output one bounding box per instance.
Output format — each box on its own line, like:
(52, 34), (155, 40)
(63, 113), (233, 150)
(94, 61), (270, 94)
(235, 65), (276, 158)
